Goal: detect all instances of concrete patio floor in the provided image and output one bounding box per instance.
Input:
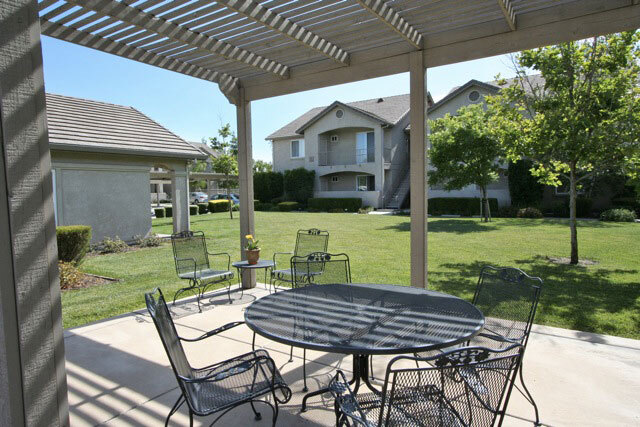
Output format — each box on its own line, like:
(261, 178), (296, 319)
(64, 285), (640, 426)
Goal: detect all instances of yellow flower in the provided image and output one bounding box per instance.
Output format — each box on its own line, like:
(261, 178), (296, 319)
(245, 234), (253, 240)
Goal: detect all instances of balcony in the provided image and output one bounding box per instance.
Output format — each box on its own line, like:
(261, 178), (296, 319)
(318, 148), (374, 166)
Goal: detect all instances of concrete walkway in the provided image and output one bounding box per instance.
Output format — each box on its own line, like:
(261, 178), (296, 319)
(64, 286), (640, 426)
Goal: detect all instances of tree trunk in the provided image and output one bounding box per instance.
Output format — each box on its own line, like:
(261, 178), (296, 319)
(481, 187), (490, 222)
(226, 176), (233, 219)
(569, 164), (578, 264)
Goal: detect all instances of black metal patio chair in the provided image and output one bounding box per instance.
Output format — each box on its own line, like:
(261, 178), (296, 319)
(171, 230), (235, 312)
(145, 288), (292, 427)
(331, 344), (523, 427)
(271, 228), (329, 291)
(415, 266), (542, 425)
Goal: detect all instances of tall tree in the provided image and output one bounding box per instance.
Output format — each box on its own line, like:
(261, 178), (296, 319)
(253, 160), (272, 173)
(489, 32), (640, 264)
(428, 103), (504, 222)
(208, 123), (238, 219)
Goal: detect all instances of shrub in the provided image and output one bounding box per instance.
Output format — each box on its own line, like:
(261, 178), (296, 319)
(209, 199), (230, 213)
(189, 205), (199, 215)
(58, 261), (83, 290)
(611, 197), (640, 216)
(600, 208), (636, 222)
(358, 206), (374, 214)
(277, 201), (300, 211)
(154, 207), (166, 218)
(308, 197), (362, 213)
(283, 168), (315, 204)
(197, 203), (209, 214)
(99, 236), (129, 254)
(165, 206), (173, 218)
(428, 198), (499, 216)
(255, 202), (274, 211)
(254, 171), (284, 202)
(496, 205), (519, 218)
(517, 207), (543, 218)
(134, 234), (163, 247)
(232, 204), (239, 212)
(329, 208), (345, 213)
(507, 160), (544, 207)
(544, 197), (593, 218)
(56, 225), (92, 264)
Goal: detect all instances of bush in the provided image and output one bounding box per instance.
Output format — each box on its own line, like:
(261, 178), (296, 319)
(254, 171), (284, 202)
(197, 203), (209, 214)
(495, 205), (519, 218)
(232, 204), (239, 212)
(283, 168), (315, 204)
(545, 197), (593, 218)
(358, 206), (374, 214)
(255, 202), (274, 211)
(600, 208), (636, 222)
(56, 225), (92, 264)
(154, 207), (166, 218)
(428, 198), (499, 216)
(308, 197), (362, 213)
(277, 201), (300, 211)
(165, 206), (173, 218)
(517, 207), (543, 218)
(508, 160), (544, 207)
(134, 234), (163, 247)
(99, 236), (128, 254)
(209, 199), (230, 213)
(189, 205), (199, 215)
(611, 197), (640, 216)
(58, 261), (83, 290)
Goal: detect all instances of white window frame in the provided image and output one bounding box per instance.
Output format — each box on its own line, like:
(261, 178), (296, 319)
(356, 175), (374, 191)
(290, 139), (305, 159)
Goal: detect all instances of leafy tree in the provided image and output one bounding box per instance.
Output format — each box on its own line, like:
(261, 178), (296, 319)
(189, 159), (208, 191)
(488, 32), (640, 264)
(208, 124), (238, 219)
(253, 160), (272, 173)
(428, 103), (504, 222)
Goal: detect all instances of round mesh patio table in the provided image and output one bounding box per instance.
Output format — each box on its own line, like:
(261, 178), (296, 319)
(244, 283), (485, 409)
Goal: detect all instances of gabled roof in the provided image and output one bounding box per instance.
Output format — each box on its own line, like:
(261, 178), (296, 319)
(267, 93), (433, 140)
(46, 93), (205, 160)
(190, 142), (219, 158)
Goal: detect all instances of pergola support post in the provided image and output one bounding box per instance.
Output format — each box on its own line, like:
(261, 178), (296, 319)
(236, 87), (256, 289)
(409, 51), (428, 288)
(171, 166), (190, 234)
(0, 0), (69, 424)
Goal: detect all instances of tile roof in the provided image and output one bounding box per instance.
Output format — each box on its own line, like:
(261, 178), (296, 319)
(46, 93), (205, 159)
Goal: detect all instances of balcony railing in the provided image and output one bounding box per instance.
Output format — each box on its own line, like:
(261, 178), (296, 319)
(319, 149), (374, 166)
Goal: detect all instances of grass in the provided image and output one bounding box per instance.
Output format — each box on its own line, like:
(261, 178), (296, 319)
(66, 212), (640, 340)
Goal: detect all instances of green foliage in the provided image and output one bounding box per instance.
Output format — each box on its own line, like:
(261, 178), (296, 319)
(207, 124), (239, 218)
(189, 205), (199, 215)
(58, 261), (83, 290)
(495, 206), (519, 218)
(517, 207), (543, 218)
(99, 236), (128, 254)
(611, 197), (640, 216)
(254, 171), (284, 202)
(277, 201), (300, 211)
(208, 199), (230, 212)
(428, 198), (498, 216)
(253, 160), (272, 173)
(56, 225), (92, 264)
(197, 203), (209, 214)
(358, 206), (374, 214)
(308, 197), (362, 213)
(283, 168), (315, 204)
(255, 202), (274, 211)
(507, 160), (544, 207)
(544, 197), (594, 218)
(153, 207), (166, 218)
(600, 208), (637, 222)
(134, 234), (163, 247)
(164, 206), (173, 218)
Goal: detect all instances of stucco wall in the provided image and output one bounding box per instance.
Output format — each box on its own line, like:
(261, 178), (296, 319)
(272, 138), (305, 172)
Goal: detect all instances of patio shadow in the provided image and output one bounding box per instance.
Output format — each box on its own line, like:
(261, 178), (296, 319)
(381, 219), (498, 233)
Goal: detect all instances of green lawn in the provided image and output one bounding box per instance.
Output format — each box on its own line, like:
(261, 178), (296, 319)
(67, 212), (640, 339)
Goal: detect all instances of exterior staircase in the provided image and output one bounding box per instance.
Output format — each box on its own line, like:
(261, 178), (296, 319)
(385, 170), (410, 209)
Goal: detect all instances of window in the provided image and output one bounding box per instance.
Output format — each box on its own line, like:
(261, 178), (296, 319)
(468, 90), (480, 102)
(291, 139), (304, 159)
(331, 176), (339, 182)
(356, 131), (375, 163)
(330, 135), (339, 142)
(336, 109), (344, 118)
(356, 175), (375, 191)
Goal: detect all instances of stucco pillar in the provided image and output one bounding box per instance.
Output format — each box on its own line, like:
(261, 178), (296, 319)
(409, 51), (428, 288)
(236, 87), (256, 288)
(0, 0), (69, 424)
(171, 165), (190, 233)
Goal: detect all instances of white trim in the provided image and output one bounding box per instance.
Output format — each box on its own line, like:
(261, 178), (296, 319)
(290, 139), (305, 159)
(356, 174), (374, 191)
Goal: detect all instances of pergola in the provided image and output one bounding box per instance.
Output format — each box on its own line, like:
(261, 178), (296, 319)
(1, 0), (638, 424)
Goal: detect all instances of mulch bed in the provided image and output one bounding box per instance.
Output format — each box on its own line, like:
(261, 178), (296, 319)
(62, 273), (119, 290)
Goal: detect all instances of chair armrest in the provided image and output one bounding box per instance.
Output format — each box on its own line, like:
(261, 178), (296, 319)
(207, 252), (231, 270)
(179, 321), (244, 342)
(329, 370), (371, 427)
(476, 332), (521, 345)
(175, 257), (197, 276)
(272, 252), (293, 268)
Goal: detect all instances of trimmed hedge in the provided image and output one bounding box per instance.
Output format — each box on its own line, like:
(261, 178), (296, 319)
(154, 207), (166, 218)
(254, 171), (284, 203)
(197, 203), (209, 214)
(308, 198), (362, 213)
(517, 207), (543, 218)
(208, 199), (230, 212)
(189, 205), (199, 215)
(165, 206), (173, 218)
(277, 201), (300, 211)
(255, 202), (274, 211)
(508, 160), (544, 207)
(428, 198), (498, 216)
(283, 168), (315, 205)
(545, 197), (593, 218)
(600, 208), (636, 222)
(56, 225), (92, 264)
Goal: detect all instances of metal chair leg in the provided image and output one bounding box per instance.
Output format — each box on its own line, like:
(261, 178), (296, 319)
(519, 361), (540, 425)
(249, 401), (262, 421)
(165, 395), (184, 427)
(303, 348), (308, 392)
(289, 346), (294, 362)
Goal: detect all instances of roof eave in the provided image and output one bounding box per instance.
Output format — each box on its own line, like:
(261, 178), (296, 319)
(50, 143), (207, 160)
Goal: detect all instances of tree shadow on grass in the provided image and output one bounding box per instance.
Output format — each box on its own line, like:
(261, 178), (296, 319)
(381, 219), (499, 233)
(430, 259), (640, 338)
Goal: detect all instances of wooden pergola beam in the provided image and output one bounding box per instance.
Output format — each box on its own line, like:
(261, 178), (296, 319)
(215, 0), (350, 65)
(40, 19), (239, 100)
(66, 0), (289, 78)
(497, 0), (516, 31)
(355, 0), (423, 49)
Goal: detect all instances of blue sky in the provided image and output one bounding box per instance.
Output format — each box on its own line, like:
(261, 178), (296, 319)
(42, 36), (518, 161)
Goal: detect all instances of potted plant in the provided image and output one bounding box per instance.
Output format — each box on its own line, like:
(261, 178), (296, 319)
(245, 234), (260, 264)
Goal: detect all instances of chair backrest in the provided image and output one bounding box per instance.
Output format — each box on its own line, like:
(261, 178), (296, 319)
(473, 266), (542, 347)
(171, 231), (209, 275)
(291, 252), (351, 287)
(381, 345), (523, 427)
(145, 288), (193, 380)
(294, 228), (329, 257)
